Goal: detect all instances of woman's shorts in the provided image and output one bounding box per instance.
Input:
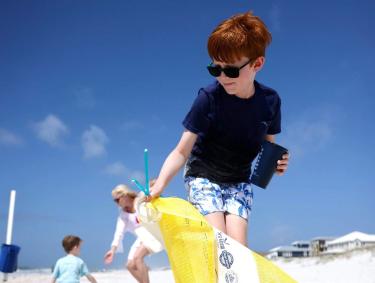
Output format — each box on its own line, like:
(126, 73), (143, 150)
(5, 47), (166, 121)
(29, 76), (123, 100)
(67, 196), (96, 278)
(128, 238), (145, 261)
(184, 177), (253, 221)
(128, 226), (164, 260)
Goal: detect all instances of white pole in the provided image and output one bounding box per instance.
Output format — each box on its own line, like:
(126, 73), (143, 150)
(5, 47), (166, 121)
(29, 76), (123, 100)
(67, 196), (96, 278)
(6, 190), (16, 245)
(3, 190), (16, 282)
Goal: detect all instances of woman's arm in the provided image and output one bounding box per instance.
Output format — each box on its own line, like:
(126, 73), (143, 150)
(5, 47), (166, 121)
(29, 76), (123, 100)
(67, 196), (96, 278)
(104, 215), (126, 264)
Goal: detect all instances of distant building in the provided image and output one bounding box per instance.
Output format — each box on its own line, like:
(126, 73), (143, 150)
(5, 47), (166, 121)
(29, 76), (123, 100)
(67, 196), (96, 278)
(266, 231), (375, 259)
(266, 241), (310, 260)
(310, 237), (336, 256)
(291, 240), (310, 249)
(325, 231), (375, 254)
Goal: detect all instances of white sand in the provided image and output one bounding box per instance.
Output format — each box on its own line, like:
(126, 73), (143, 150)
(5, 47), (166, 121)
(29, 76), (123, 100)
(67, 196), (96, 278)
(4, 268), (174, 283)
(274, 246), (375, 283)
(5, 247), (375, 283)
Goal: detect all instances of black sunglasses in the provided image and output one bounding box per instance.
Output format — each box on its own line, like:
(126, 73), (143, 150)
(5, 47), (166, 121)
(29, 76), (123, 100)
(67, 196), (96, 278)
(113, 197), (121, 203)
(207, 59), (252, 78)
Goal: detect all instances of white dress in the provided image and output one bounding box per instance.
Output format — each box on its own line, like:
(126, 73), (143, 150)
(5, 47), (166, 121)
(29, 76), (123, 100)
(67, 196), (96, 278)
(111, 209), (163, 260)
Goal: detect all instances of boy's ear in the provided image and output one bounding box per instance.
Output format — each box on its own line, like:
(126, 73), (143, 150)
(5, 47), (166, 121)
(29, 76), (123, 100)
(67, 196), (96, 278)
(253, 56), (265, 72)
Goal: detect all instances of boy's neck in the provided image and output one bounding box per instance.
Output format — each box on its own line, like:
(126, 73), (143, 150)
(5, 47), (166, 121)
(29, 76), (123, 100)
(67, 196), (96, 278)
(237, 82), (255, 99)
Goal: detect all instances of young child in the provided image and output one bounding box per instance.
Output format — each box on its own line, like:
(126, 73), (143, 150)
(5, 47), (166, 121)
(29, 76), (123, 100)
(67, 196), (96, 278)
(104, 184), (163, 283)
(52, 235), (97, 283)
(149, 11), (289, 246)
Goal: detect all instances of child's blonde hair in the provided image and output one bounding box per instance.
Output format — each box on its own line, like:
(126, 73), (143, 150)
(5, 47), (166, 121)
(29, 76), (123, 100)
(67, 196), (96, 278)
(111, 184), (137, 199)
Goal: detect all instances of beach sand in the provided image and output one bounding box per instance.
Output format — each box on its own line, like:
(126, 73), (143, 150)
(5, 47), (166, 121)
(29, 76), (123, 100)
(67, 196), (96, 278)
(5, 247), (375, 283)
(274, 246), (375, 283)
(5, 269), (174, 283)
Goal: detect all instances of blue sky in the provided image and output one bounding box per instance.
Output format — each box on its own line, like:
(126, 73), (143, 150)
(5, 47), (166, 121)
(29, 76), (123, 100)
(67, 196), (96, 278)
(1, 0), (374, 270)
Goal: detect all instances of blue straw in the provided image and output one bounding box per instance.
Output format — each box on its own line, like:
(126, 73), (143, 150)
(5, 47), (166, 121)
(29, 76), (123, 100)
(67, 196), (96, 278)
(144, 149), (149, 195)
(131, 179), (148, 195)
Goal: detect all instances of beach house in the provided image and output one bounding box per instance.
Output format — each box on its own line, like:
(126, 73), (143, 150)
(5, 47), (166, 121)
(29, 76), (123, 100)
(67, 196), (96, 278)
(266, 241), (311, 259)
(324, 231), (375, 254)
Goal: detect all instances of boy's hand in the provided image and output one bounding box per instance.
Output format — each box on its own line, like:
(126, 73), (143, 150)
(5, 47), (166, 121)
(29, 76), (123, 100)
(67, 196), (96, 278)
(146, 183), (163, 202)
(276, 153), (289, 175)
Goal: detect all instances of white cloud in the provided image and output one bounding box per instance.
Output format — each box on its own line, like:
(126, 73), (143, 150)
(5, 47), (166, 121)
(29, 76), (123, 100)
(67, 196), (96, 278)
(104, 162), (145, 184)
(0, 128), (23, 146)
(32, 114), (69, 147)
(81, 125), (109, 158)
(282, 121), (333, 158)
(280, 105), (337, 159)
(105, 162), (127, 176)
(129, 170), (145, 184)
(104, 162), (145, 182)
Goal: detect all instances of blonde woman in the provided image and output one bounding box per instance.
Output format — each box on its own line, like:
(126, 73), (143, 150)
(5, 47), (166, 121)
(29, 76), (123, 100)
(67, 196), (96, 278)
(104, 184), (162, 283)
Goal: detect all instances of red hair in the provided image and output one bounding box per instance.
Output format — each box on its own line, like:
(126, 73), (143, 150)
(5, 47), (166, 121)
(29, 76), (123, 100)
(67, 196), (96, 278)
(207, 12), (272, 63)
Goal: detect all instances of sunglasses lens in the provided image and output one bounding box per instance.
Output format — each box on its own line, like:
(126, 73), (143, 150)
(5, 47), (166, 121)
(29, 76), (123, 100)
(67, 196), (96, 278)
(223, 67), (240, 78)
(207, 66), (221, 77)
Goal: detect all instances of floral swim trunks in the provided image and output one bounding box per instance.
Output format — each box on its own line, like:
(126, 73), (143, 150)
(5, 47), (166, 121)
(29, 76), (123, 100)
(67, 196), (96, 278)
(184, 177), (254, 220)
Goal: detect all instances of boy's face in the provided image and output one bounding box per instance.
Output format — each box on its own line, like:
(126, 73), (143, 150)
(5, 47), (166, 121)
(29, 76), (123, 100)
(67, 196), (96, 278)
(213, 56), (263, 98)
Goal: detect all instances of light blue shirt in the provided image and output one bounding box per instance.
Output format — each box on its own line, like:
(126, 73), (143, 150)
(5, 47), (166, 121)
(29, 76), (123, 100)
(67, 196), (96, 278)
(52, 254), (89, 283)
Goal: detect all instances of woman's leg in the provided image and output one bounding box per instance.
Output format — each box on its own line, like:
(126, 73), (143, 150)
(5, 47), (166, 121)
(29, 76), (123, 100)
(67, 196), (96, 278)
(127, 242), (150, 283)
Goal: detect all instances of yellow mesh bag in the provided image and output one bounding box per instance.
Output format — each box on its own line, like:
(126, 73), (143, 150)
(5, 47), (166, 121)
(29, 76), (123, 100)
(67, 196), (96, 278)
(151, 197), (217, 283)
(148, 197), (297, 283)
(252, 251), (298, 283)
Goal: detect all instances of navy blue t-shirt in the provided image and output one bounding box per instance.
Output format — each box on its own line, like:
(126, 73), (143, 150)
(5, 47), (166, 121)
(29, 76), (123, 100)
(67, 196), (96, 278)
(183, 80), (281, 184)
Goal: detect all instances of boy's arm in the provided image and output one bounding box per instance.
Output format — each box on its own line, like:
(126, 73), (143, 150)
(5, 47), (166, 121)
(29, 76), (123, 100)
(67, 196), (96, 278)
(86, 274), (97, 283)
(150, 130), (197, 198)
(265, 134), (275, 143)
(51, 261), (59, 283)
